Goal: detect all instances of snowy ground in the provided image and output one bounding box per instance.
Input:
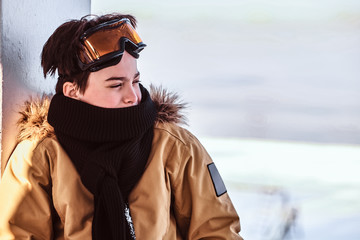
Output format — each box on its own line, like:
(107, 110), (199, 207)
(199, 137), (360, 240)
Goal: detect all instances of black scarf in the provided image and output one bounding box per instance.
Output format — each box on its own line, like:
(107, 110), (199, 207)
(48, 85), (157, 239)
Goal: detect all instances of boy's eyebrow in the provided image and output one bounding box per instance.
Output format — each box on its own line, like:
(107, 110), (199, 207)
(105, 72), (140, 81)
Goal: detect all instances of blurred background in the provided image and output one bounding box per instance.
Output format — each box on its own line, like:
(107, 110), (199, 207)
(92, 1), (360, 239)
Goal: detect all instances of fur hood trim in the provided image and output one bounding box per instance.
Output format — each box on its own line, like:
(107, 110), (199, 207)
(17, 95), (55, 142)
(149, 85), (187, 125)
(16, 85), (187, 142)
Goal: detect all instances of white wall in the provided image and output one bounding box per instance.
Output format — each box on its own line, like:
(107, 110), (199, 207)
(0, 0), (90, 174)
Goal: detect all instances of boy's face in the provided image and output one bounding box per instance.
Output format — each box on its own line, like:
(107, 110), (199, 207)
(77, 51), (142, 108)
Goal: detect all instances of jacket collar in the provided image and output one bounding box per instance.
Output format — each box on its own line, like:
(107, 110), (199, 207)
(16, 84), (187, 142)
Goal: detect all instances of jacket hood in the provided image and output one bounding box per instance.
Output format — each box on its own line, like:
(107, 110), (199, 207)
(16, 85), (187, 142)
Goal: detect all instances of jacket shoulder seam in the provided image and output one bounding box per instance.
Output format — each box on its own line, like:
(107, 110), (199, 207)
(154, 123), (189, 147)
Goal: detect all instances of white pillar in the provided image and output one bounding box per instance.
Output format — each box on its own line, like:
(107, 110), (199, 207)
(0, 0), (91, 175)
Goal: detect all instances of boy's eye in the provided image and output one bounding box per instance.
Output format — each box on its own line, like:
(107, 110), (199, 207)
(109, 83), (122, 88)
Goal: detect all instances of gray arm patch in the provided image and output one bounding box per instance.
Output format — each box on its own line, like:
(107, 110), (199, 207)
(207, 163), (227, 197)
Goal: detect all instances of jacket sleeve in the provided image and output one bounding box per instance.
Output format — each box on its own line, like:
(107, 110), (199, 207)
(171, 133), (243, 239)
(0, 140), (54, 240)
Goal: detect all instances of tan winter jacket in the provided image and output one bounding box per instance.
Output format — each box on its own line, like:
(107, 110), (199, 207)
(0, 87), (242, 239)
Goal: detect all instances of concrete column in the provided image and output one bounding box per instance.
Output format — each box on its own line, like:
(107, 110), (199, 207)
(0, 0), (90, 176)
(0, 0), (2, 176)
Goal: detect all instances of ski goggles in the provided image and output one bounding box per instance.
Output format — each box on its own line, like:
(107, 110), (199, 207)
(78, 18), (146, 72)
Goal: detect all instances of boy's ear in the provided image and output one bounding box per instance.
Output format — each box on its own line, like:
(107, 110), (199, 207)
(63, 82), (81, 100)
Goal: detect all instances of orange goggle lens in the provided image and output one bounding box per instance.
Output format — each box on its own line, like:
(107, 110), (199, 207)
(78, 18), (145, 71)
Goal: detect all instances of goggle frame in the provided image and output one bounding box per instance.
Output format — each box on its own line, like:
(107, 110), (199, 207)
(77, 18), (146, 72)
